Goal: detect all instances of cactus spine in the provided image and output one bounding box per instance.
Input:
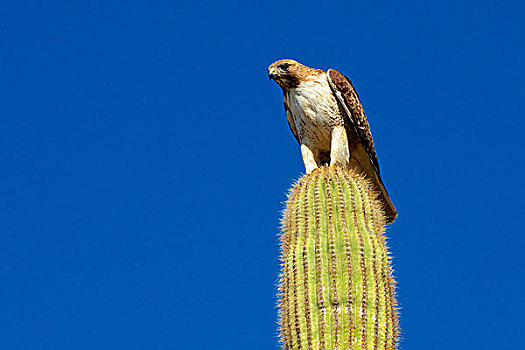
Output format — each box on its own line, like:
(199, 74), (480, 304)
(279, 167), (399, 349)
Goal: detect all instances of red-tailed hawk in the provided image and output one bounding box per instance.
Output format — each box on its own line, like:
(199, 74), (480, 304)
(268, 59), (397, 223)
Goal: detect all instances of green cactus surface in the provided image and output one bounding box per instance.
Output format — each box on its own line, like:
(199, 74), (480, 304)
(279, 167), (399, 350)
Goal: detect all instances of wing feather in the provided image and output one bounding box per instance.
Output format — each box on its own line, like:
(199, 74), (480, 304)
(327, 69), (380, 174)
(327, 68), (397, 223)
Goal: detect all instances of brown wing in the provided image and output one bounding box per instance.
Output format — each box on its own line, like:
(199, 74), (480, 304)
(326, 69), (380, 174)
(327, 68), (397, 223)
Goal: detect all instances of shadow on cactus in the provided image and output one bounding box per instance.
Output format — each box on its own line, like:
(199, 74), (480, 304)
(279, 166), (399, 350)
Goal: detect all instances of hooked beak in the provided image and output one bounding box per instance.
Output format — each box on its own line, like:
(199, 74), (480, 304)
(268, 67), (275, 80)
(268, 67), (278, 81)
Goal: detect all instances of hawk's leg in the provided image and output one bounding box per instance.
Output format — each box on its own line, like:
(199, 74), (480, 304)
(301, 143), (320, 174)
(330, 125), (350, 168)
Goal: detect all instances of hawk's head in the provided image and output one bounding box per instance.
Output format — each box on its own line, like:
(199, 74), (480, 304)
(268, 59), (320, 90)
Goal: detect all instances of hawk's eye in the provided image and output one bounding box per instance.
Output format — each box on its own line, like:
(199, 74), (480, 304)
(279, 63), (290, 71)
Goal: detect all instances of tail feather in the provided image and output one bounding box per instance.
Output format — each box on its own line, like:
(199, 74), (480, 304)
(348, 145), (397, 224)
(370, 169), (397, 224)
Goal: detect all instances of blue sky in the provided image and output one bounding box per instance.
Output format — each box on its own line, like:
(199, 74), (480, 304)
(1, 1), (524, 349)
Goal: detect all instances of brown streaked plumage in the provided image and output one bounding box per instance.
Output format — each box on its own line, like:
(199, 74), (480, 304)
(268, 59), (397, 223)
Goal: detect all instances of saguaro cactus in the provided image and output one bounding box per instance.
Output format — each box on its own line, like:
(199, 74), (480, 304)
(279, 167), (399, 350)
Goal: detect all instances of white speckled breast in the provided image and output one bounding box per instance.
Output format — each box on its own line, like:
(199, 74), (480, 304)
(284, 74), (342, 150)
